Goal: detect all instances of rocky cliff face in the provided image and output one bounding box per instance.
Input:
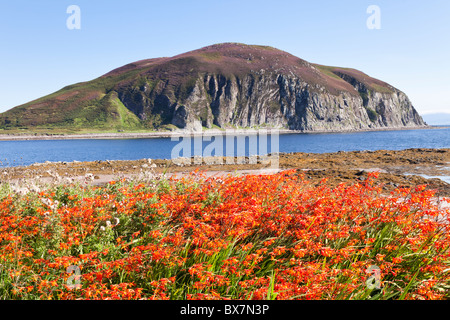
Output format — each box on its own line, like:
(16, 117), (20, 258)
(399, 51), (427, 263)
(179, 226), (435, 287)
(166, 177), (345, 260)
(0, 43), (427, 132)
(118, 67), (425, 132)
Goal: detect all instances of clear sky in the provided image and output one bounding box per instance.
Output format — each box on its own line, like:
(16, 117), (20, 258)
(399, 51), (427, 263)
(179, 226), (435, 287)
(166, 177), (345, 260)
(1, 0), (449, 115)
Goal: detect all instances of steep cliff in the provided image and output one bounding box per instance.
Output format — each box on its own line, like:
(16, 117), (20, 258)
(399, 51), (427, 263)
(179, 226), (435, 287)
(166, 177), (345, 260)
(0, 43), (426, 132)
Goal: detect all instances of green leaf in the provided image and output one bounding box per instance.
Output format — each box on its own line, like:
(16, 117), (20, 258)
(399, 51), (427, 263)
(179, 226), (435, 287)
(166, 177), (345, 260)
(399, 269), (420, 300)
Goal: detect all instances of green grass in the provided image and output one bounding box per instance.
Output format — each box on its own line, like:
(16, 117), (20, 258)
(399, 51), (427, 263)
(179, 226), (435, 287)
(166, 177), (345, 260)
(314, 64), (394, 94)
(314, 65), (346, 81)
(365, 107), (378, 122)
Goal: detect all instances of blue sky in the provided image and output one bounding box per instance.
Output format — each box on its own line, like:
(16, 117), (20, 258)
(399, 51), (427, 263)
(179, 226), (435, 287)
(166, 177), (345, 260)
(1, 0), (449, 115)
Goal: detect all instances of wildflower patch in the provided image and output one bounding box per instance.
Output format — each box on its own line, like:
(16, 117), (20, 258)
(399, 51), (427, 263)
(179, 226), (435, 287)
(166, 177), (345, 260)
(0, 171), (449, 300)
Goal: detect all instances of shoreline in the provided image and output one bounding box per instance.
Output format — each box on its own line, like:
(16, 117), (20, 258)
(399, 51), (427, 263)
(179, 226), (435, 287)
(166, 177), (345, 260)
(0, 125), (440, 141)
(1, 148), (449, 196)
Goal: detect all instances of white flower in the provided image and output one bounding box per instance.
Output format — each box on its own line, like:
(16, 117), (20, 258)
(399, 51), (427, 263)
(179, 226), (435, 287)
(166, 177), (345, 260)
(100, 226), (106, 231)
(15, 187), (30, 196)
(40, 198), (59, 211)
(106, 220), (111, 227)
(113, 217), (120, 226)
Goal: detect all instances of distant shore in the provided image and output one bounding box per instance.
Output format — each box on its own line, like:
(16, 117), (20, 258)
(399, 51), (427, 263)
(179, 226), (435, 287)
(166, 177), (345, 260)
(0, 125), (438, 141)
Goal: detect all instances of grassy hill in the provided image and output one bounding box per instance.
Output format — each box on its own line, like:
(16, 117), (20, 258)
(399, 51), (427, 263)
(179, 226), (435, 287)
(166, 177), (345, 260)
(0, 43), (401, 133)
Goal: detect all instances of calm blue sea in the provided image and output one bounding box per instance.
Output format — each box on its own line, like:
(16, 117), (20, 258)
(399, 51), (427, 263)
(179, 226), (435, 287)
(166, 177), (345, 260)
(0, 126), (449, 168)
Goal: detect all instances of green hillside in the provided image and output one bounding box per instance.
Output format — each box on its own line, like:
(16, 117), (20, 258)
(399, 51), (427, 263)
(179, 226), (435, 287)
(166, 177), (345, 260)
(0, 43), (404, 133)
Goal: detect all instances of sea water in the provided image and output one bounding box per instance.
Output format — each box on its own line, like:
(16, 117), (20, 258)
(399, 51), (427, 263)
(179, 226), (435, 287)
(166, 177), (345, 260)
(0, 126), (448, 168)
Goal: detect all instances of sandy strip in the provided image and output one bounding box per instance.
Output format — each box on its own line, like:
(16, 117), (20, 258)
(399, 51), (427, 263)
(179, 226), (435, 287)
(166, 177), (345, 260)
(0, 126), (437, 141)
(0, 129), (288, 141)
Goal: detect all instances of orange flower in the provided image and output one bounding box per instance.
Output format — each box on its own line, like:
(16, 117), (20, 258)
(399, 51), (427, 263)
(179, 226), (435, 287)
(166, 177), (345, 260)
(1, 169), (449, 300)
(392, 257), (403, 264)
(319, 247), (334, 257)
(376, 254), (385, 262)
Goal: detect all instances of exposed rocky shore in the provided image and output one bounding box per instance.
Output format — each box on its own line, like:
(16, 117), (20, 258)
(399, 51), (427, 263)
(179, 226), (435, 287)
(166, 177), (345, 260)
(1, 148), (449, 196)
